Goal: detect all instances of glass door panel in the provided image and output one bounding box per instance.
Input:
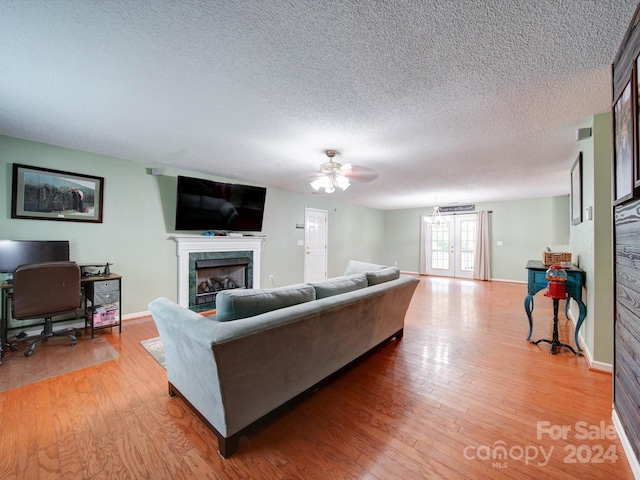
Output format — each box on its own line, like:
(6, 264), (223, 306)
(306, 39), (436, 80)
(425, 214), (476, 278)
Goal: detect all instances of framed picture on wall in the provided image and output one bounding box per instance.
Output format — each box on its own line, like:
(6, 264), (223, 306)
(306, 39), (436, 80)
(571, 152), (583, 225)
(613, 79), (634, 204)
(11, 163), (104, 223)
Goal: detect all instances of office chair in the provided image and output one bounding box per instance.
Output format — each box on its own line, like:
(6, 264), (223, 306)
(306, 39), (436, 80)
(12, 261), (82, 357)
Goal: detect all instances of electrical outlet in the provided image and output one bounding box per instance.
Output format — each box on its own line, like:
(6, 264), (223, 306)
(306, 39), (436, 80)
(269, 274), (274, 281)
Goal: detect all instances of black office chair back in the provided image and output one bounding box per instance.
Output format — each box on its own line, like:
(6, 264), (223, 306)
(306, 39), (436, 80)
(12, 261), (81, 320)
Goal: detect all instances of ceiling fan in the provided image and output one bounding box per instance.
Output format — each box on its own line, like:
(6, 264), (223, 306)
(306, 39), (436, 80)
(309, 150), (378, 193)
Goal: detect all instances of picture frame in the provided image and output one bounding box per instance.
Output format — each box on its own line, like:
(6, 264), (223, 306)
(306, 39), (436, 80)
(570, 152), (582, 226)
(613, 79), (634, 204)
(636, 56), (640, 189)
(11, 163), (104, 223)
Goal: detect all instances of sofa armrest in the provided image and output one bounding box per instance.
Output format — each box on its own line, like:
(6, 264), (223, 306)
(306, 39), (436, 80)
(148, 298), (229, 435)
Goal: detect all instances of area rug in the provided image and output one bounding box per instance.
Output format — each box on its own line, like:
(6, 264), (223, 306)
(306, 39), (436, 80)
(140, 336), (166, 369)
(0, 335), (120, 393)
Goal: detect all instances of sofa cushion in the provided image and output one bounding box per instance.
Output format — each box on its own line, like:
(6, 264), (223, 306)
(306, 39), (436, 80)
(344, 260), (387, 276)
(215, 284), (316, 322)
(309, 274), (368, 299)
(366, 267), (400, 285)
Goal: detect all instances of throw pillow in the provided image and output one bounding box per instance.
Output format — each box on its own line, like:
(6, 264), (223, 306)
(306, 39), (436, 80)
(310, 274), (368, 299)
(215, 283), (316, 322)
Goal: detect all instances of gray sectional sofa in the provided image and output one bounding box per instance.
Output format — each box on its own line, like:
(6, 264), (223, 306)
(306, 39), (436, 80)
(148, 261), (419, 458)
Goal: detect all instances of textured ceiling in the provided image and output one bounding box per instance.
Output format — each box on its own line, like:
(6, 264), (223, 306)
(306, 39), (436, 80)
(0, 0), (637, 210)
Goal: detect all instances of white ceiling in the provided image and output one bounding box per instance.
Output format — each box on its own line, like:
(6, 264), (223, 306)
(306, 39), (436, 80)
(0, 0), (637, 210)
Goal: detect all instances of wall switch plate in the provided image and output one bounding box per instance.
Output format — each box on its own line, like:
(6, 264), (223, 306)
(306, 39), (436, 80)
(297, 240), (304, 246)
(585, 206), (593, 221)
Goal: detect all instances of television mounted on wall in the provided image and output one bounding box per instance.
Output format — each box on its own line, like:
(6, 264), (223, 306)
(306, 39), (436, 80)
(175, 176), (267, 232)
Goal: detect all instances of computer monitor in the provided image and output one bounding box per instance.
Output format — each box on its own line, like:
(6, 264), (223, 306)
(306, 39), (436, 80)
(0, 240), (70, 273)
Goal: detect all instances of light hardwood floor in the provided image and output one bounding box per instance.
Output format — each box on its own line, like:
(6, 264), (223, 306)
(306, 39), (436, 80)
(0, 276), (633, 479)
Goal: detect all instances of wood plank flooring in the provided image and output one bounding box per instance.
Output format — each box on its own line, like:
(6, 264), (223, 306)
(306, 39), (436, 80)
(0, 276), (633, 479)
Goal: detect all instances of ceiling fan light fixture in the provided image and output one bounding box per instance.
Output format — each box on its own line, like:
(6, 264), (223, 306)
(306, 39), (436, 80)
(335, 174), (350, 190)
(309, 150), (352, 193)
(310, 177), (324, 191)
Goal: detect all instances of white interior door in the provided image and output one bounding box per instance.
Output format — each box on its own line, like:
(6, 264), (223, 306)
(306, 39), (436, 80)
(425, 214), (476, 278)
(304, 208), (327, 282)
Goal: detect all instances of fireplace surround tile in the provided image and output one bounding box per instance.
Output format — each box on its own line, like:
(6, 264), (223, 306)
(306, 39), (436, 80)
(173, 235), (265, 310)
(189, 250), (253, 311)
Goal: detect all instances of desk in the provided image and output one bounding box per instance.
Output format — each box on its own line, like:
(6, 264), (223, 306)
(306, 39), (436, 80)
(0, 273), (122, 363)
(524, 260), (585, 351)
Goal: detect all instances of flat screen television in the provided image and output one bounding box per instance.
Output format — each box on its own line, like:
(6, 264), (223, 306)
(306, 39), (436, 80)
(0, 240), (70, 273)
(175, 176), (267, 232)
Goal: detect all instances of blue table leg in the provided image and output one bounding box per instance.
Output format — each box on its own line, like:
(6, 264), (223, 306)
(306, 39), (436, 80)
(573, 298), (586, 351)
(524, 294), (534, 340)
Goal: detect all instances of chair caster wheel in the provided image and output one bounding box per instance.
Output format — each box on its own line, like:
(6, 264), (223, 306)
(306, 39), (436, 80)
(10, 344), (18, 351)
(71, 340), (77, 346)
(24, 350), (34, 357)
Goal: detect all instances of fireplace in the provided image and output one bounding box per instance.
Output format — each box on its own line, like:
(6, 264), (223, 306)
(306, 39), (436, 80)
(194, 257), (251, 306)
(173, 235), (265, 311)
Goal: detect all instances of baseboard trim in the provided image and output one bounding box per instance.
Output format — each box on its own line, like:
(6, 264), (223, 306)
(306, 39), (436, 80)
(491, 278), (527, 284)
(123, 310), (150, 321)
(414, 274), (526, 284)
(587, 357), (613, 374)
(566, 308), (612, 373)
(613, 408), (640, 479)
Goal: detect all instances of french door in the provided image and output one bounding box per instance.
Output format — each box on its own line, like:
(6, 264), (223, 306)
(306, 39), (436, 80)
(425, 214), (476, 278)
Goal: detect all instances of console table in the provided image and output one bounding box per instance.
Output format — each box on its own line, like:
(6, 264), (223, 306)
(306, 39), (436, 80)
(524, 260), (586, 351)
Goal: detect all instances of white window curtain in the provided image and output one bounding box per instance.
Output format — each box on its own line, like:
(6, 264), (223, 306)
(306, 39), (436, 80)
(473, 210), (491, 280)
(419, 215), (428, 275)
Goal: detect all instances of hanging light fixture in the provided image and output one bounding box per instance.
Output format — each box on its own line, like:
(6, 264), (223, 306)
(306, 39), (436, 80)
(427, 197), (444, 225)
(427, 206), (445, 225)
(310, 150), (351, 193)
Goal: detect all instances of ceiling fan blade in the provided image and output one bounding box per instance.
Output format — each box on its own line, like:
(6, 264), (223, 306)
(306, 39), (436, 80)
(343, 165), (378, 183)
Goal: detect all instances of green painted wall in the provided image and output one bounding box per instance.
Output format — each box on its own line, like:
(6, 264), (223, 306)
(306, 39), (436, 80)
(383, 196), (570, 282)
(569, 112), (613, 365)
(2, 127), (612, 365)
(0, 135), (384, 314)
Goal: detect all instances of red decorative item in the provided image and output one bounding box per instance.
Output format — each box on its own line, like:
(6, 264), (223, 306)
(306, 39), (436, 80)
(544, 265), (567, 299)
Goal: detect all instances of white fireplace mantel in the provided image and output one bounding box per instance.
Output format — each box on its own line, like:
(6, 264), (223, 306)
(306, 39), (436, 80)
(173, 235), (265, 307)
